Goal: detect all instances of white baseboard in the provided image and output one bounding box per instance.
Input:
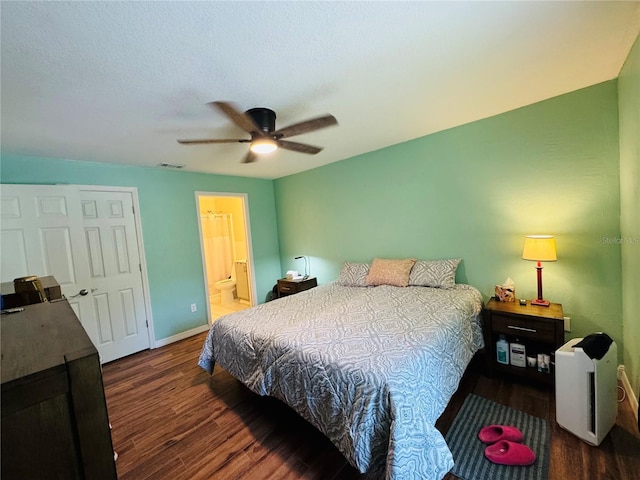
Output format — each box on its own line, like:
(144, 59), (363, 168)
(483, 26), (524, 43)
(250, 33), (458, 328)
(618, 365), (639, 422)
(154, 324), (210, 348)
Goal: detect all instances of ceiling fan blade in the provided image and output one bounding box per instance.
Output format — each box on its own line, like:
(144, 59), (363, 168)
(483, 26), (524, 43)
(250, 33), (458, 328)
(177, 138), (250, 145)
(273, 114), (337, 139)
(210, 101), (263, 135)
(278, 140), (323, 155)
(242, 151), (258, 163)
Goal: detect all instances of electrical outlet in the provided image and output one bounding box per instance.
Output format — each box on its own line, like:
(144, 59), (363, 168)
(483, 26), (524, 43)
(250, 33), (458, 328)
(563, 316), (571, 332)
(191, 303), (197, 313)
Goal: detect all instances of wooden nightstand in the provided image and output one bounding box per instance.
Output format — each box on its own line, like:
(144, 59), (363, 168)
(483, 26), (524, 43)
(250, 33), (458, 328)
(483, 298), (565, 385)
(277, 277), (317, 297)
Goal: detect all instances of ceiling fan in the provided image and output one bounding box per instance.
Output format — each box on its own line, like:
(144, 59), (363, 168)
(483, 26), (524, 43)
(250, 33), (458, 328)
(177, 101), (338, 163)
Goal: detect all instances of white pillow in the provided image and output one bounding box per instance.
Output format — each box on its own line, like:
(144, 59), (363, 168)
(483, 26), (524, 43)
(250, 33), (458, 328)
(336, 262), (370, 287)
(408, 258), (461, 289)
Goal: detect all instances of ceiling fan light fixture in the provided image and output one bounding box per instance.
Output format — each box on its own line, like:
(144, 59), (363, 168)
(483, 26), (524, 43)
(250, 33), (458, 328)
(250, 138), (278, 154)
(178, 102), (337, 162)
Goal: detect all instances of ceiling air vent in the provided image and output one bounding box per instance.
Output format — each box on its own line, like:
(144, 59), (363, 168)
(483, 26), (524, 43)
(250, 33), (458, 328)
(157, 162), (185, 169)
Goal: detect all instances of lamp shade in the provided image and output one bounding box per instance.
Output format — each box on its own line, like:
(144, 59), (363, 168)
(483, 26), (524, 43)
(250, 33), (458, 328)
(522, 235), (557, 262)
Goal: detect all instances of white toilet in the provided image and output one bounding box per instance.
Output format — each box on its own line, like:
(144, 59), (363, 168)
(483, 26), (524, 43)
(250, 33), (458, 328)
(214, 268), (236, 305)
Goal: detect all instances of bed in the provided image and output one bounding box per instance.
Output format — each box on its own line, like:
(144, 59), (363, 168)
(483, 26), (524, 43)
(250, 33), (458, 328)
(198, 277), (484, 479)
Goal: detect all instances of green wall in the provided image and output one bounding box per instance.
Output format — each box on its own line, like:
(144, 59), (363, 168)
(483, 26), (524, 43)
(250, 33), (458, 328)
(618, 33), (640, 397)
(275, 81), (624, 358)
(0, 156), (281, 341)
(0, 77), (631, 373)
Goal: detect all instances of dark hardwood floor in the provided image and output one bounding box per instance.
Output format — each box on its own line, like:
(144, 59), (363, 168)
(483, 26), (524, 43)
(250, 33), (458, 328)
(102, 333), (640, 480)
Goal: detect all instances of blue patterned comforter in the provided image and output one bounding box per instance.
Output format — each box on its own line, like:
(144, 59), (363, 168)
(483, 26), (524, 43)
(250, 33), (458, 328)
(198, 283), (484, 479)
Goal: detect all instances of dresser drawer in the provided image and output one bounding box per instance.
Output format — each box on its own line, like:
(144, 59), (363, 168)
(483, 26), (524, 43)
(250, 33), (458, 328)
(278, 283), (295, 294)
(492, 314), (556, 342)
(277, 277), (317, 297)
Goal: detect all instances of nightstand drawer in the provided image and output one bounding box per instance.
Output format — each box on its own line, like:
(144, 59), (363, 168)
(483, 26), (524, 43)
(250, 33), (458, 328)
(278, 283), (295, 294)
(277, 277), (317, 297)
(492, 314), (555, 342)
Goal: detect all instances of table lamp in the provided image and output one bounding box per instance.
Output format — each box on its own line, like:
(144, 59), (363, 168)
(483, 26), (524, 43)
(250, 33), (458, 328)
(295, 256), (309, 279)
(522, 235), (557, 307)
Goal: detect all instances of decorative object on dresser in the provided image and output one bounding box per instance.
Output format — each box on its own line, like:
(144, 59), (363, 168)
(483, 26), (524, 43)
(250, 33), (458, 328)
(522, 235), (557, 307)
(483, 297), (564, 386)
(0, 275), (62, 309)
(277, 276), (317, 297)
(1, 286), (117, 479)
(494, 276), (516, 302)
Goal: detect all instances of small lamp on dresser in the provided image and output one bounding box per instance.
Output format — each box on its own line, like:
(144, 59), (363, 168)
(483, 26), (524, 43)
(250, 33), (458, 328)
(522, 235), (557, 307)
(295, 255), (310, 279)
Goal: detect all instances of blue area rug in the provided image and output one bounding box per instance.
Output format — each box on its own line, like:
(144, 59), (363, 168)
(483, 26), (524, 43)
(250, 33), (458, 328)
(445, 394), (550, 480)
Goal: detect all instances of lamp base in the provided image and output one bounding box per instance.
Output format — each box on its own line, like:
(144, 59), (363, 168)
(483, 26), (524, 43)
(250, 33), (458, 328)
(530, 298), (550, 307)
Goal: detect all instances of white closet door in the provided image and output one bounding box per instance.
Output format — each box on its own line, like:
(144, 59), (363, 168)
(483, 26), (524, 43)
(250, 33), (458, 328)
(1, 184), (92, 293)
(79, 189), (149, 363)
(1, 184), (150, 363)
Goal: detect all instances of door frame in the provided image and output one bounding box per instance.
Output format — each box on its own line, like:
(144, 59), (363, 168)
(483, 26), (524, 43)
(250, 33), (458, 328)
(77, 185), (156, 349)
(195, 191), (256, 325)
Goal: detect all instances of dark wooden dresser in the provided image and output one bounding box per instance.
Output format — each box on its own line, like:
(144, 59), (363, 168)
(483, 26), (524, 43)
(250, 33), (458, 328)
(1, 299), (117, 479)
(482, 298), (565, 386)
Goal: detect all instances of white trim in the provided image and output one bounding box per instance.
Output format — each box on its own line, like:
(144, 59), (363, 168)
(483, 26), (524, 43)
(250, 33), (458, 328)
(194, 191), (257, 326)
(618, 364), (639, 422)
(154, 323), (210, 348)
(75, 185), (156, 349)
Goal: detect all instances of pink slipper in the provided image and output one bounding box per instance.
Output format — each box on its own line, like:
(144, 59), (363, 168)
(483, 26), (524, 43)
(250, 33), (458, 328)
(484, 440), (536, 466)
(478, 424), (523, 444)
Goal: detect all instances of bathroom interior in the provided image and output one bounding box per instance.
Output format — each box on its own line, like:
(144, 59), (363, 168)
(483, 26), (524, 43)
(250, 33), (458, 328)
(198, 194), (252, 322)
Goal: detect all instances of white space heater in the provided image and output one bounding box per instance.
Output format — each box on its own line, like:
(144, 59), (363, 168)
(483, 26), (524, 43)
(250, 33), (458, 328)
(555, 335), (617, 446)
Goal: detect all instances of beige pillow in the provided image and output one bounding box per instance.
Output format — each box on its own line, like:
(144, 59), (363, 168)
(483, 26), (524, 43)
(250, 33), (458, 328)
(365, 258), (416, 287)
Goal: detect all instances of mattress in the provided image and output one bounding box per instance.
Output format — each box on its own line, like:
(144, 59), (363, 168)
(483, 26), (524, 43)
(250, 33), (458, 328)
(198, 282), (484, 479)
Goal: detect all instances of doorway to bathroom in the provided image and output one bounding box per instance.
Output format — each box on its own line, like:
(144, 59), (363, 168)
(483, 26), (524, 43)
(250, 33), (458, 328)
(196, 192), (254, 324)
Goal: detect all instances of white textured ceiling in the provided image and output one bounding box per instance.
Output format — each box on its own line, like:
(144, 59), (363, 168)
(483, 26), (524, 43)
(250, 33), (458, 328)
(2, 1), (639, 179)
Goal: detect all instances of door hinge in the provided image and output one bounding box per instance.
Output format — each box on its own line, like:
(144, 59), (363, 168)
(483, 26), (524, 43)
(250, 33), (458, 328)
(139, 263), (142, 272)
(146, 320), (148, 328)
(132, 205), (135, 215)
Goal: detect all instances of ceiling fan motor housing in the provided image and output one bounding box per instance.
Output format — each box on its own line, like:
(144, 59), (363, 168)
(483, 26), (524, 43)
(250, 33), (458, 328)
(246, 108), (276, 134)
